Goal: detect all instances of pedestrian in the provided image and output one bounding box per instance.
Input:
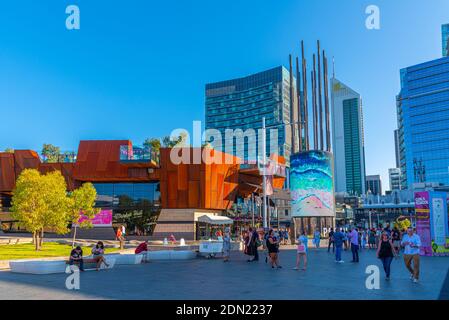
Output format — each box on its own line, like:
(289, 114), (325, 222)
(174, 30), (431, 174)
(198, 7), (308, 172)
(391, 226), (401, 256)
(222, 227), (231, 262)
(349, 227), (359, 262)
(368, 228), (376, 249)
(333, 228), (345, 263)
(327, 228), (335, 253)
(245, 227), (258, 262)
(294, 231), (308, 271)
(266, 229), (282, 269)
(401, 227), (422, 283)
(361, 229), (367, 250)
(313, 229), (321, 248)
(376, 232), (396, 280)
(343, 229), (349, 251)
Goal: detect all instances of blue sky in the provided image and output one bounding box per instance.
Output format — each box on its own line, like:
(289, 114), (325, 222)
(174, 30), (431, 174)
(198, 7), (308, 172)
(0, 0), (448, 190)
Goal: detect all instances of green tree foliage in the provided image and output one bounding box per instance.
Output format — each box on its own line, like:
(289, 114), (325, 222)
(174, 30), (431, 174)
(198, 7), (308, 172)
(11, 170), (99, 251)
(4, 148), (14, 153)
(143, 138), (161, 153)
(11, 169), (70, 250)
(68, 182), (99, 247)
(41, 144), (61, 163)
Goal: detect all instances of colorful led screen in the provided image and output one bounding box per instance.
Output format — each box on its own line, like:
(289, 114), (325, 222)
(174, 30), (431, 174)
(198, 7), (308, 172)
(290, 151), (335, 217)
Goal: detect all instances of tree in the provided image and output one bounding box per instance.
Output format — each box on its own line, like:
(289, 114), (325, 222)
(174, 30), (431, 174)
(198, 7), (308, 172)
(162, 134), (188, 148)
(4, 148), (14, 153)
(68, 182), (99, 248)
(11, 169), (70, 250)
(143, 138), (161, 153)
(41, 144), (61, 163)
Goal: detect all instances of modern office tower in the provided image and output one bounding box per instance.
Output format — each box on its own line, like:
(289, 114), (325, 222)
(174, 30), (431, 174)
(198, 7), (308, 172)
(396, 55), (449, 188)
(205, 66), (297, 164)
(394, 129), (401, 168)
(388, 168), (402, 191)
(331, 77), (366, 196)
(366, 175), (382, 196)
(442, 23), (449, 57)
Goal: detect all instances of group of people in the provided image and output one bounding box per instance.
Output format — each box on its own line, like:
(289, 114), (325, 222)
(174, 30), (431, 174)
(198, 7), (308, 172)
(327, 225), (422, 282)
(69, 241), (110, 271)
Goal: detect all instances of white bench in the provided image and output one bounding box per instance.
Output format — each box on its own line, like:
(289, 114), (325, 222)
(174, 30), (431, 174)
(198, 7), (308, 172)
(145, 250), (197, 261)
(113, 253), (144, 265)
(9, 256), (116, 274)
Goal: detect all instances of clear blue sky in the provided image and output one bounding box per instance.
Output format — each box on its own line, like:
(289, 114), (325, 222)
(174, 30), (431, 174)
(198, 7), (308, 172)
(1, 0), (448, 190)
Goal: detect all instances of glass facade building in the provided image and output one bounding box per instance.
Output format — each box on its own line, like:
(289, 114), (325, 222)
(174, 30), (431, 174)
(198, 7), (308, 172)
(366, 174), (382, 196)
(397, 56), (449, 188)
(205, 66), (295, 164)
(331, 78), (366, 196)
(93, 182), (161, 236)
(442, 24), (449, 57)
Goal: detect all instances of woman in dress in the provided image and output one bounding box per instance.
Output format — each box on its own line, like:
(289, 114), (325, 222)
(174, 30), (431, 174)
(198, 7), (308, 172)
(91, 241), (110, 271)
(368, 229), (376, 249)
(267, 229), (281, 269)
(294, 231), (308, 271)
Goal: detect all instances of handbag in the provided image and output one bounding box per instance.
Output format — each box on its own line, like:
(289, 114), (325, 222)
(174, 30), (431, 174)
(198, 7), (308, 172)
(297, 244), (306, 253)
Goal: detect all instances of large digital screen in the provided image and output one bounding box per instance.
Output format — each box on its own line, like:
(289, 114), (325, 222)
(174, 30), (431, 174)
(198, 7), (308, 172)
(290, 151), (335, 217)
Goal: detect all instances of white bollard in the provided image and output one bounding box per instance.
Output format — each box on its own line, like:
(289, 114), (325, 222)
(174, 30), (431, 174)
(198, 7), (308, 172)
(180, 238), (186, 246)
(163, 238), (168, 245)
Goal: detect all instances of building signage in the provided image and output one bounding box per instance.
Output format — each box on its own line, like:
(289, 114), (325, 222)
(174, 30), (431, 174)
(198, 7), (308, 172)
(78, 209), (113, 227)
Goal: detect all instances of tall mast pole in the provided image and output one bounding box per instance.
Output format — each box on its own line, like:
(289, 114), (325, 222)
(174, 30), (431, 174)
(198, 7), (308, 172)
(296, 56), (302, 152)
(312, 54), (318, 150)
(317, 40), (324, 151)
(301, 41), (309, 151)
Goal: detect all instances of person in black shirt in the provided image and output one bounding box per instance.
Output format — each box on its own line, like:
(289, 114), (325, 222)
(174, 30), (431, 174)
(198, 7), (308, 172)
(391, 227), (401, 255)
(267, 229), (281, 269)
(327, 228), (335, 253)
(376, 232), (397, 280)
(69, 246), (84, 271)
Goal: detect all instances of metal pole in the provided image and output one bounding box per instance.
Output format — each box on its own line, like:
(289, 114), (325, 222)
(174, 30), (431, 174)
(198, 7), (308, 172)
(296, 56), (303, 152)
(252, 193), (255, 227)
(262, 117), (268, 229)
(317, 40), (324, 151)
(301, 41), (309, 150)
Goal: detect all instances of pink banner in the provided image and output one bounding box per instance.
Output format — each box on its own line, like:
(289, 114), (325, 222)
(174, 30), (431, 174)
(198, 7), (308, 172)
(414, 192), (432, 256)
(78, 209), (112, 227)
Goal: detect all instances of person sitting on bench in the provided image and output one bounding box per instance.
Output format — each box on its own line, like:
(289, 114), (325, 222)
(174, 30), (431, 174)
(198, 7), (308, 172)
(69, 246), (84, 271)
(91, 241), (110, 271)
(135, 240), (149, 262)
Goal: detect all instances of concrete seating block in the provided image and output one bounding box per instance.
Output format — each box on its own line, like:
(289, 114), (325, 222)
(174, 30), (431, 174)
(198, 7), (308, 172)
(9, 260), (66, 274)
(146, 250), (196, 261)
(114, 254), (143, 265)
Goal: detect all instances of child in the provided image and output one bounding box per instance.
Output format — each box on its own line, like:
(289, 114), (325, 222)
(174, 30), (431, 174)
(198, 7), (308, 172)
(294, 232), (308, 271)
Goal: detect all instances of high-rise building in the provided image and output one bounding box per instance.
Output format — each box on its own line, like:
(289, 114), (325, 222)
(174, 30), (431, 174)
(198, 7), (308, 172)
(205, 66), (297, 163)
(366, 175), (382, 196)
(331, 78), (366, 196)
(396, 56), (449, 188)
(394, 129), (400, 168)
(388, 168), (402, 191)
(442, 23), (449, 57)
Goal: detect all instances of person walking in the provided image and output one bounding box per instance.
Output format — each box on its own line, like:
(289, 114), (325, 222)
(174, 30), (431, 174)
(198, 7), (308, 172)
(294, 231), (308, 271)
(333, 228), (345, 263)
(401, 227), (422, 283)
(327, 228), (335, 253)
(349, 227), (359, 262)
(391, 227), (401, 256)
(267, 229), (282, 268)
(361, 229), (367, 250)
(222, 227), (231, 262)
(376, 232), (396, 280)
(313, 229), (321, 248)
(368, 228), (376, 249)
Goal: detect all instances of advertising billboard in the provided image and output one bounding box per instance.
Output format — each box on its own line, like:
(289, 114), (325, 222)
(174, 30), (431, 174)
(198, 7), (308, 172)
(290, 151), (335, 217)
(429, 192), (449, 256)
(78, 209), (113, 227)
(414, 191), (432, 256)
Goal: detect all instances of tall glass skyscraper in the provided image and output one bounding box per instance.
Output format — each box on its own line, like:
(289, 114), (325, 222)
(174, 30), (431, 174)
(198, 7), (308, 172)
(331, 78), (366, 196)
(205, 66), (296, 163)
(396, 56), (449, 188)
(442, 23), (449, 57)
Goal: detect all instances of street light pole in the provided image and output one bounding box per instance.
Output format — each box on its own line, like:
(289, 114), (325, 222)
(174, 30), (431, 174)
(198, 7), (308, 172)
(262, 117), (268, 229)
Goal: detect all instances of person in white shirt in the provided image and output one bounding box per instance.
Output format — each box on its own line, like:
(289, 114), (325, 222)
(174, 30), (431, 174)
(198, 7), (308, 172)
(401, 227), (421, 283)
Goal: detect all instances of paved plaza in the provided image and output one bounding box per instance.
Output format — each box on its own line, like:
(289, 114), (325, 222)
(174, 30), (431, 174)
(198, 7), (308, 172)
(0, 248), (448, 300)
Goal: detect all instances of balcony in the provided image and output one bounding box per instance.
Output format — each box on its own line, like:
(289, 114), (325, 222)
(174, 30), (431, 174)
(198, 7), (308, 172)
(119, 145), (159, 165)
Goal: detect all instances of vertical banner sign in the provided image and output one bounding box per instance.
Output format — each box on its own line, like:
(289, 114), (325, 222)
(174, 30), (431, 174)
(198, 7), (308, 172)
(414, 191), (432, 256)
(429, 192), (449, 256)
